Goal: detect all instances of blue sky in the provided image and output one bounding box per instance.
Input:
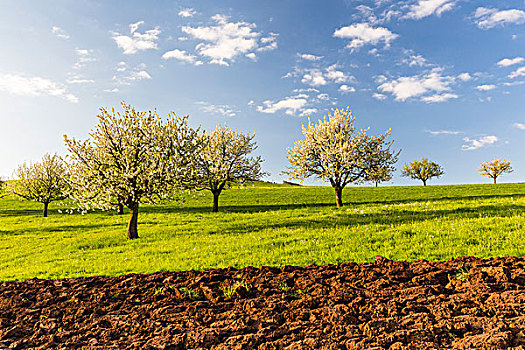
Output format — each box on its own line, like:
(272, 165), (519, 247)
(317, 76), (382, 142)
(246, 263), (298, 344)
(0, 0), (524, 186)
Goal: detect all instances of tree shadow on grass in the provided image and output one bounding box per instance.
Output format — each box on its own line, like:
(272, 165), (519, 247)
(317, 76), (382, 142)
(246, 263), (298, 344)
(1, 223), (124, 237)
(200, 203), (525, 236)
(0, 208), (45, 217)
(139, 192), (525, 215)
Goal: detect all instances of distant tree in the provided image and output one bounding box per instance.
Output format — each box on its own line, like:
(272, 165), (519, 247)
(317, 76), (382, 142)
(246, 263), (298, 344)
(193, 124), (265, 212)
(401, 158), (444, 186)
(365, 166), (394, 187)
(284, 107), (399, 207)
(64, 102), (201, 239)
(478, 158), (513, 184)
(10, 153), (69, 217)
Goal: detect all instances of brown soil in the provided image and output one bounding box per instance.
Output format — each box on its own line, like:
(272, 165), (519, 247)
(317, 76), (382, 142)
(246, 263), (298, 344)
(2, 256), (525, 349)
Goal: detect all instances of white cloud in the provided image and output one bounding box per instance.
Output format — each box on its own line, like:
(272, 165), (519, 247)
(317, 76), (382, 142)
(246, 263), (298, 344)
(503, 81), (525, 86)
(421, 93), (458, 103)
(462, 135), (498, 150)
(509, 66), (525, 79)
(113, 63), (152, 85)
(374, 75), (388, 83)
(73, 49), (97, 69)
(317, 93), (330, 100)
(405, 0), (456, 20)
(245, 53), (257, 61)
(402, 54), (427, 67)
(513, 123), (525, 130)
(129, 21), (143, 34)
(181, 15), (276, 66)
(476, 84), (496, 91)
(378, 69), (455, 101)
(196, 101), (238, 117)
(66, 78), (95, 84)
(301, 69), (328, 86)
(428, 130), (462, 135)
(257, 33), (279, 51)
(257, 96), (309, 116)
(369, 48), (380, 56)
(339, 84), (356, 93)
(0, 73), (78, 103)
(381, 9), (402, 23)
(112, 21), (160, 54)
(355, 5), (377, 23)
(473, 7), (525, 29)
(130, 71), (151, 80)
(51, 26), (69, 39)
(298, 65), (354, 87)
(116, 61), (127, 72)
(261, 33), (277, 44)
(497, 57), (524, 67)
(325, 64), (351, 83)
(333, 22), (398, 49)
(294, 93), (310, 99)
(293, 88), (319, 93)
(162, 49), (203, 65)
(299, 108), (318, 117)
(373, 93), (387, 100)
(353, 3), (403, 24)
(457, 73), (472, 81)
(178, 8), (197, 18)
(257, 41), (277, 52)
(104, 88), (119, 93)
(298, 53), (323, 61)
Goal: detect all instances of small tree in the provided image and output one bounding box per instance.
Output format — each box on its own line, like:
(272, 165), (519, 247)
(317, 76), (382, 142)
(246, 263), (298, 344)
(401, 158), (443, 186)
(194, 124), (265, 212)
(10, 153), (69, 217)
(365, 166), (394, 187)
(285, 107), (399, 207)
(478, 158), (513, 184)
(64, 102), (201, 239)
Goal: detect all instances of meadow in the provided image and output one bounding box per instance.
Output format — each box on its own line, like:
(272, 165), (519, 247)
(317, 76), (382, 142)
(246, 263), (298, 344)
(1, 182), (525, 281)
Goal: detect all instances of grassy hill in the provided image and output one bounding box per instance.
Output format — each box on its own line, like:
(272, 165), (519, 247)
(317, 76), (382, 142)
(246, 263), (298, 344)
(1, 182), (525, 281)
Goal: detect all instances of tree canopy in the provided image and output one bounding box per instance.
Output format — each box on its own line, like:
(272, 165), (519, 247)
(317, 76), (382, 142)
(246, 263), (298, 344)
(401, 158), (444, 186)
(10, 153), (69, 217)
(364, 166), (394, 187)
(64, 102), (201, 239)
(0, 178), (6, 198)
(285, 107), (399, 207)
(478, 158), (512, 184)
(193, 124), (265, 212)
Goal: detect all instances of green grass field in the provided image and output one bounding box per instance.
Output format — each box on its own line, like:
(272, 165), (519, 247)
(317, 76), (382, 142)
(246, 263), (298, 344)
(1, 182), (525, 281)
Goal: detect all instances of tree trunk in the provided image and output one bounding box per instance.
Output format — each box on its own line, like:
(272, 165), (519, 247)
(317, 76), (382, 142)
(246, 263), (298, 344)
(43, 201), (49, 217)
(335, 187), (343, 208)
(375, 181), (378, 188)
(127, 202), (139, 239)
(493, 177), (497, 184)
(212, 191), (220, 213)
(422, 179), (427, 186)
(117, 203), (124, 215)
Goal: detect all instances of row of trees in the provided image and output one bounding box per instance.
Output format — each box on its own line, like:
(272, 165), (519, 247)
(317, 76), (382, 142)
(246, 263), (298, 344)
(400, 157), (513, 186)
(4, 103), (264, 239)
(1, 103), (515, 239)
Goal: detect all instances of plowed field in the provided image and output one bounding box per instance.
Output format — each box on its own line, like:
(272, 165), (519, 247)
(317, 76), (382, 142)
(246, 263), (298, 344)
(2, 256), (525, 349)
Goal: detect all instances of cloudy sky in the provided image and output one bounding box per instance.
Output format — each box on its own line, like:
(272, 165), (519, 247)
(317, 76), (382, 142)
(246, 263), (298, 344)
(1, 0), (524, 185)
